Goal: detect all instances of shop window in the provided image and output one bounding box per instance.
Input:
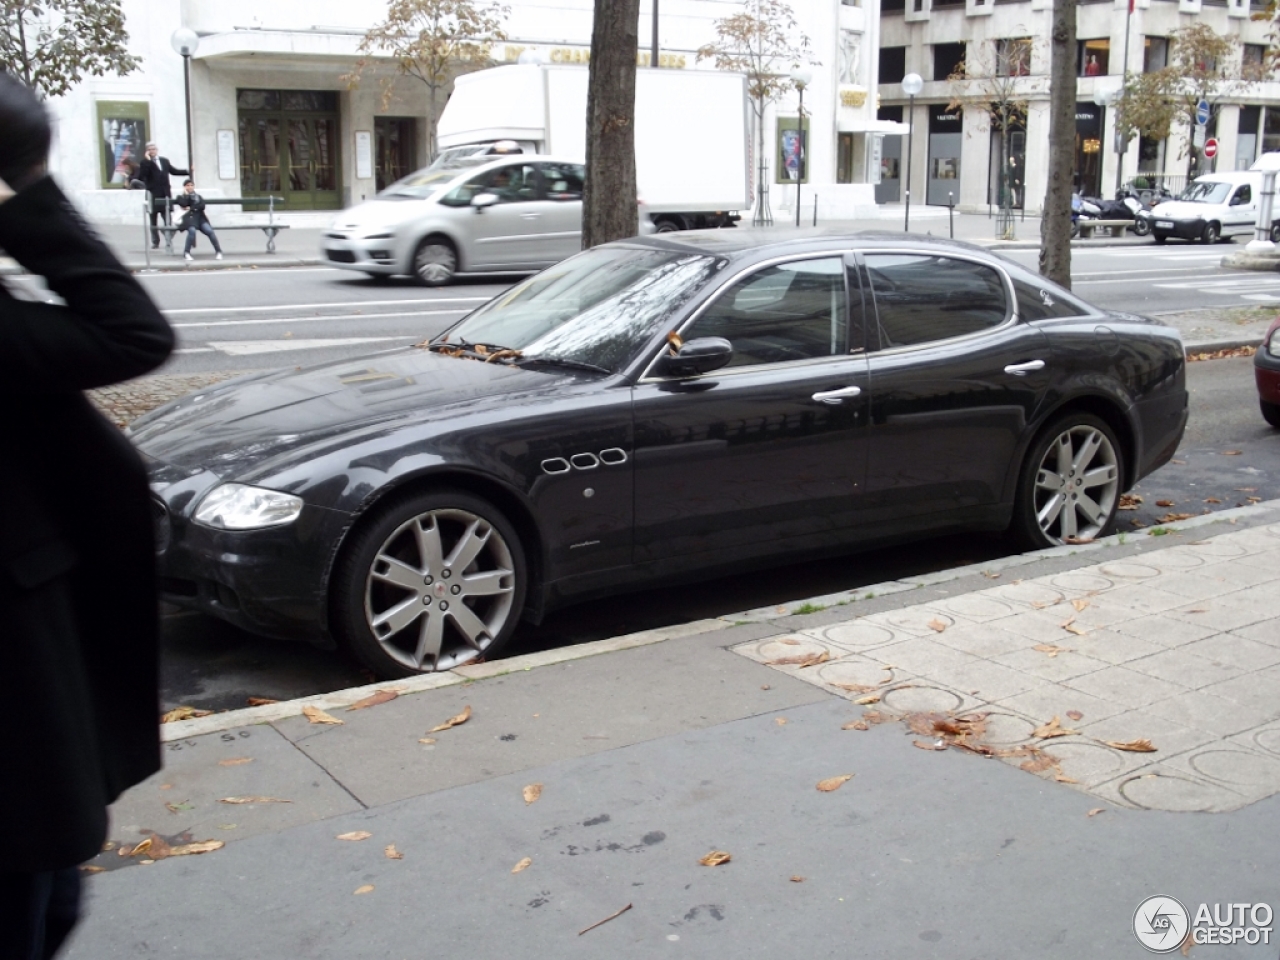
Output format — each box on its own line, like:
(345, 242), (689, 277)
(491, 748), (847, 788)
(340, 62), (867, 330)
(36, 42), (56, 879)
(881, 0), (905, 13)
(96, 101), (150, 189)
(1078, 39), (1110, 76)
(1143, 37), (1168, 72)
(880, 46), (907, 84)
(933, 43), (966, 81)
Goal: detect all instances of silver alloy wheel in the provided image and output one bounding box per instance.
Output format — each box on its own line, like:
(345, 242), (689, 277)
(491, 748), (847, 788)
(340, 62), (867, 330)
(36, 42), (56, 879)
(413, 241), (456, 285)
(363, 508), (516, 671)
(1031, 423), (1120, 543)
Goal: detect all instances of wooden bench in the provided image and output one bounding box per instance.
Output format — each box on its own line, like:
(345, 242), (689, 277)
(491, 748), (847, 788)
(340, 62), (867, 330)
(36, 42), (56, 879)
(154, 195), (289, 254)
(1076, 219), (1131, 239)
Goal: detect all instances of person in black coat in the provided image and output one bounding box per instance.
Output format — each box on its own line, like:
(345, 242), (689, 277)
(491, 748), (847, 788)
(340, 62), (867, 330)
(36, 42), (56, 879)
(0, 73), (174, 959)
(173, 179), (223, 260)
(136, 142), (189, 249)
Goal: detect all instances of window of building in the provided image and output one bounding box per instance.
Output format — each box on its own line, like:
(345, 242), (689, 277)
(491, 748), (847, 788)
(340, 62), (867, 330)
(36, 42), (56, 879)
(881, 0), (905, 13)
(1263, 106), (1280, 155)
(1143, 36), (1168, 72)
(684, 258), (849, 367)
(1078, 39), (1110, 77)
(1243, 43), (1267, 80)
(96, 101), (150, 189)
(997, 38), (1032, 76)
(933, 43), (966, 81)
(864, 254), (1008, 348)
(879, 46), (907, 84)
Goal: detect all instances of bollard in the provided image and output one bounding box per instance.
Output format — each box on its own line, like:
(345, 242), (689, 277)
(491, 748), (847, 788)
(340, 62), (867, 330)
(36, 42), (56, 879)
(812, 194), (818, 227)
(142, 192), (151, 269)
(949, 192), (955, 239)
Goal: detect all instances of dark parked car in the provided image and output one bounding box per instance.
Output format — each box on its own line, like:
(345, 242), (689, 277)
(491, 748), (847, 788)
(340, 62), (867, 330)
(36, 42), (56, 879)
(1256, 314), (1280, 427)
(133, 232), (1189, 678)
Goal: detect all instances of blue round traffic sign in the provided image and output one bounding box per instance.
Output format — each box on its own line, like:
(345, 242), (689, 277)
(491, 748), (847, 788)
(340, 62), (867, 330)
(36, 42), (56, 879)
(1196, 100), (1210, 125)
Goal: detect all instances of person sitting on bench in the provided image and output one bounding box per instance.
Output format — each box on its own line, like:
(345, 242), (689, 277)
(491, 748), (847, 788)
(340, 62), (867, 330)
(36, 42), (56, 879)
(173, 179), (223, 261)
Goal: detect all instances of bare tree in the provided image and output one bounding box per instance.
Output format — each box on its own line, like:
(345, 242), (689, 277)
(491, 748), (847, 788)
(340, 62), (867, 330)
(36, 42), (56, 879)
(346, 0), (508, 159)
(947, 36), (1036, 240)
(0, 0), (140, 99)
(697, 0), (812, 225)
(582, 0), (640, 248)
(1039, 0), (1075, 287)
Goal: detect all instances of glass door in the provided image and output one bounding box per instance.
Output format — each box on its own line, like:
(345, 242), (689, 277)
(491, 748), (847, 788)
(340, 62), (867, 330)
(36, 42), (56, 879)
(240, 117), (282, 195)
(237, 90), (341, 210)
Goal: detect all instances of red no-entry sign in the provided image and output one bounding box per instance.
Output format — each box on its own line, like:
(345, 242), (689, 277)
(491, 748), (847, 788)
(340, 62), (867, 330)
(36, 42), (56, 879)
(1204, 138), (1219, 159)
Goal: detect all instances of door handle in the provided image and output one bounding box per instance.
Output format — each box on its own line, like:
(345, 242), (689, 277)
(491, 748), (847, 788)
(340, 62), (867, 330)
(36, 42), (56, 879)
(812, 385), (862, 404)
(1004, 360), (1046, 376)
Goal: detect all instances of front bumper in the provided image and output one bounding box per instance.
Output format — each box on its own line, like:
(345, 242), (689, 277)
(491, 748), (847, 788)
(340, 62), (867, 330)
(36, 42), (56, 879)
(1148, 214), (1205, 240)
(321, 231), (403, 275)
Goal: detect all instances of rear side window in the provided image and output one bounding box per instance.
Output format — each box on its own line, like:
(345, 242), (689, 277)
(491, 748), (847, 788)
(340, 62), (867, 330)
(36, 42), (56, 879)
(540, 162), (585, 200)
(1011, 275), (1089, 321)
(863, 254), (1008, 348)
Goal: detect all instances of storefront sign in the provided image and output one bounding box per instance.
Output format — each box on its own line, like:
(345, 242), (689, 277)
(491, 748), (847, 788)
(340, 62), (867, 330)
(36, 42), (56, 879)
(839, 87), (868, 108)
(502, 45), (687, 68)
(355, 130), (372, 180)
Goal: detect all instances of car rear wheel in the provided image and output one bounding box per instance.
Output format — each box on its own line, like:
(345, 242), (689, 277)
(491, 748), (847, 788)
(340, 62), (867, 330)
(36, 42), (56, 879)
(413, 237), (458, 286)
(1153, 233), (1167, 245)
(1270, 223), (1280, 244)
(332, 490), (527, 678)
(1133, 218), (1151, 237)
(1262, 400), (1280, 429)
(1201, 222), (1221, 244)
(1010, 413), (1124, 550)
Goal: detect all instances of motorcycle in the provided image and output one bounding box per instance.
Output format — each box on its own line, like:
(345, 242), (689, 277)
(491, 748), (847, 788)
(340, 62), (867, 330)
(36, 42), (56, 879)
(1120, 183), (1173, 238)
(1070, 192), (1100, 239)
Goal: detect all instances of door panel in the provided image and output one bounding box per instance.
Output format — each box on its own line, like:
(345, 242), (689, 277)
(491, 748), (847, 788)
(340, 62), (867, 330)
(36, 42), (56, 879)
(536, 162), (585, 261)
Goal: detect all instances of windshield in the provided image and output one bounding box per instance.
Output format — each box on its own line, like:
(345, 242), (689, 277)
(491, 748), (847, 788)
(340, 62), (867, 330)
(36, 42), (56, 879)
(380, 158), (490, 199)
(1179, 180), (1232, 204)
(437, 246), (721, 371)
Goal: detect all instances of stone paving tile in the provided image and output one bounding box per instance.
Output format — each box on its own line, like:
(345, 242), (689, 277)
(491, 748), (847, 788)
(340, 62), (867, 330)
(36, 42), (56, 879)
(1161, 744), (1280, 792)
(1129, 570), (1243, 602)
(1123, 647), (1246, 690)
(1230, 618), (1280, 648)
(978, 608), (1096, 645)
(1145, 691), (1277, 738)
(1183, 632), (1280, 672)
(916, 592), (1022, 623)
(980, 580), (1074, 610)
(1038, 737), (1156, 789)
(1089, 582), (1202, 617)
(866, 637), (982, 678)
(1200, 672), (1280, 714)
(1108, 612), (1219, 648)
(1064, 664), (1186, 708)
(927, 621), (1035, 659)
(803, 619), (908, 653)
(1045, 571), (1123, 596)
(988, 646), (1110, 683)
(1236, 720), (1280, 758)
(994, 683), (1128, 725)
(1052, 627), (1168, 666)
(1100, 767), (1249, 812)
(1077, 707), (1214, 759)
(923, 659), (1041, 702)
(1164, 596), (1273, 632)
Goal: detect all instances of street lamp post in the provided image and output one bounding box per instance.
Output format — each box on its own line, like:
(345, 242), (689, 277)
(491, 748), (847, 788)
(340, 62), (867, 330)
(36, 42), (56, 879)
(901, 73), (923, 231)
(1093, 86), (1122, 198)
(170, 28), (200, 171)
(790, 66), (812, 228)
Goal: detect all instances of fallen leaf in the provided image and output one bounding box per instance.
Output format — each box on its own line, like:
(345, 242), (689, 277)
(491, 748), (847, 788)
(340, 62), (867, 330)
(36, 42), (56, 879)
(1222, 450), (1243, 456)
(246, 697), (278, 706)
(1063, 623), (1088, 637)
(912, 739), (948, 751)
(1180, 929), (1195, 956)
(982, 570), (1001, 579)
(1087, 807), (1105, 817)
(1118, 493), (1143, 511)
(1247, 496), (1262, 503)
(1186, 607), (1208, 614)
(1020, 753), (1061, 774)
(775, 717), (788, 726)
(347, 689), (399, 711)
(126, 837), (153, 857)
(766, 651), (831, 668)
(1070, 599), (1091, 612)
(760, 684), (771, 690)
(831, 682), (879, 694)
(1203, 497), (1222, 504)
(1156, 499), (1175, 508)
(428, 705), (472, 733)
(169, 840), (224, 856)
(1157, 512), (1194, 523)
(80, 865), (106, 874)
(862, 710), (892, 725)
(1033, 643), (1068, 658)
(1171, 458), (1187, 464)
(698, 850), (732, 866)
(161, 706), (213, 723)
(777, 637), (801, 646)
(219, 796), (292, 804)
(164, 801), (193, 814)
(1032, 716), (1077, 740)
(1066, 710), (1084, 721)
(1099, 738), (1157, 752)
(354, 885), (375, 895)
(854, 694), (880, 705)
(218, 757), (253, 767)
(302, 705), (344, 725)
(522, 783), (543, 805)
(417, 737), (438, 745)
(336, 831), (372, 842)
(158, 784), (173, 790)
(512, 857), (532, 874)
(816, 774), (854, 792)
(927, 618), (948, 633)
(1055, 774), (1079, 784)
(385, 844), (403, 860)
(578, 903), (632, 936)
(790, 875), (805, 882)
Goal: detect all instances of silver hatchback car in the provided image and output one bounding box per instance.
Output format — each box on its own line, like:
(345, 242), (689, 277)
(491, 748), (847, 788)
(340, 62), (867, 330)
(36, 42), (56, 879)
(322, 155), (649, 285)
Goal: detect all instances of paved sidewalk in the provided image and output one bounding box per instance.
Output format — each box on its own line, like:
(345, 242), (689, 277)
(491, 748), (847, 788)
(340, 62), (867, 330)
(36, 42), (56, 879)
(63, 505), (1280, 958)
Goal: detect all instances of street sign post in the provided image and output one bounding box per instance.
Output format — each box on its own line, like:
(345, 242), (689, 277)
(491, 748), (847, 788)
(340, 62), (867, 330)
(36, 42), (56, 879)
(1204, 138), (1218, 160)
(1196, 100), (1210, 126)
(1193, 125), (1206, 150)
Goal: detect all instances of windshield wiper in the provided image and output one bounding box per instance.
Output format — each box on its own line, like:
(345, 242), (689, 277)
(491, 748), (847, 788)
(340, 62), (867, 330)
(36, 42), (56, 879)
(514, 355), (611, 375)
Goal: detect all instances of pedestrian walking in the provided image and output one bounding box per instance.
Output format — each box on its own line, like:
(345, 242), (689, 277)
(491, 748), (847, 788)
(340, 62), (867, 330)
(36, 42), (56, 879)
(0, 72), (174, 960)
(136, 142), (189, 249)
(173, 179), (223, 261)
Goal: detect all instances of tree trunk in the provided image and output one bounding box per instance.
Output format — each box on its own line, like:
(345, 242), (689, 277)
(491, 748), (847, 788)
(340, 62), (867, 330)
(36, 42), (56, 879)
(1039, 0), (1076, 287)
(582, 0), (640, 248)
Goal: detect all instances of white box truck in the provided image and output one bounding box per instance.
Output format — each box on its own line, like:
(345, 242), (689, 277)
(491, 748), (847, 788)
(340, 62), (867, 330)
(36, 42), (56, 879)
(435, 63), (751, 232)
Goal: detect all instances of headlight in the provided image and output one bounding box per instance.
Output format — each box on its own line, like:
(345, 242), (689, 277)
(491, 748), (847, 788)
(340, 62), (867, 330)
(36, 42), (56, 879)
(193, 483), (303, 530)
(1267, 326), (1280, 358)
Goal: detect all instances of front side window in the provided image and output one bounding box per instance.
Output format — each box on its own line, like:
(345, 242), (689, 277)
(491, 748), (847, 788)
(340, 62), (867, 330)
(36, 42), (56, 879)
(439, 163), (538, 206)
(865, 254), (1008, 348)
(1232, 185), (1252, 205)
(682, 258), (849, 367)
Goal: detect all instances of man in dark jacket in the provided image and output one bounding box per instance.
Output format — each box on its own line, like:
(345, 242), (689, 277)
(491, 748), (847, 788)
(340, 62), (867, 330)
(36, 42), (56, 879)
(173, 179), (224, 261)
(0, 73), (174, 959)
(136, 142), (189, 249)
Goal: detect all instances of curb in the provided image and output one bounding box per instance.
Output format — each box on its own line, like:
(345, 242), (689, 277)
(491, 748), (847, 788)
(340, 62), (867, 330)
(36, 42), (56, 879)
(158, 498), (1280, 742)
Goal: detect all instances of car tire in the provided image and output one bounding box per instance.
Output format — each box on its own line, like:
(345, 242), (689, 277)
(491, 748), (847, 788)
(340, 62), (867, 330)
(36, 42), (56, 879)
(1153, 233), (1167, 245)
(1270, 223), (1280, 244)
(412, 237), (458, 286)
(1201, 222), (1220, 245)
(1133, 218), (1151, 237)
(1262, 400), (1280, 429)
(331, 489), (528, 679)
(653, 218), (684, 233)
(1009, 412), (1124, 551)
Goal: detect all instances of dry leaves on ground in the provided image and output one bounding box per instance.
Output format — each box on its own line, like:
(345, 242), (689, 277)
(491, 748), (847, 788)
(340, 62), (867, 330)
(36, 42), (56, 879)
(354, 885), (375, 895)
(219, 796), (292, 804)
(1118, 493), (1143, 511)
(246, 697), (278, 706)
(1158, 512), (1195, 523)
(385, 844), (403, 860)
(854, 694), (880, 705)
(302, 705), (344, 725)
(428, 705), (472, 733)
(218, 757), (253, 767)
(1066, 710), (1084, 721)
(346, 689), (399, 711)
(1032, 716), (1077, 740)
(1099, 738), (1157, 752)
(1033, 643), (1071, 658)
(578, 903), (632, 936)
(816, 774), (854, 792)
(842, 719), (870, 731)
(1156, 499), (1176, 508)
(417, 737), (437, 745)
(698, 851), (731, 866)
(777, 637), (800, 646)
(766, 651), (831, 668)
(1221, 450), (1243, 456)
(1071, 599), (1091, 612)
(512, 857), (532, 874)
(775, 717), (788, 726)
(1087, 807), (1106, 817)
(164, 801), (192, 814)
(790, 875), (805, 882)
(1187, 346), (1254, 362)
(522, 783), (543, 805)
(912, 739), (947, 751)
(161, 706), (213, 724)
(336, 831), (372, 842)
(120, 835), (223, 859)
(927, 618), (948, 633)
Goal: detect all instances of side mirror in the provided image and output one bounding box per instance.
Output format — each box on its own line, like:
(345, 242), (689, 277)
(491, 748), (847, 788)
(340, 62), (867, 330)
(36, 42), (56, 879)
(471, 193), (500, 210)
(653, 337), (733, 378)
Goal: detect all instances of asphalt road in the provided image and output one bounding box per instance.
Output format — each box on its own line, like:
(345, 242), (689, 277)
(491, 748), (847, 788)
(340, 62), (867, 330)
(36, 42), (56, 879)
(157, 353), (1280, 713)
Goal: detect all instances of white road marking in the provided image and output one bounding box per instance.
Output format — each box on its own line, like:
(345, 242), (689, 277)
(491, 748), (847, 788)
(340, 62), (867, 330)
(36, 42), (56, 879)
(170, 309), (466, 329)
(205, 337), (409, 356)
(163, 297), (489, 315)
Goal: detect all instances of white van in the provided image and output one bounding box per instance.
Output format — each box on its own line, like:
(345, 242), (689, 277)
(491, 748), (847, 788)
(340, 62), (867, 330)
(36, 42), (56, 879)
(1147, 171), (1261, 244)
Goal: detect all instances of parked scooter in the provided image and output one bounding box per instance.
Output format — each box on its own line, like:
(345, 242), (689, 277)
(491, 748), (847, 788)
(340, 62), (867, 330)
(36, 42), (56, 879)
(1070, 192), (1100, 238)
(1120, 183), (1173, 237)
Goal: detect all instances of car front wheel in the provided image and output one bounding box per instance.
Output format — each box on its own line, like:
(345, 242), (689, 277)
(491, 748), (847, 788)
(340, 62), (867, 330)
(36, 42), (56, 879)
(332, 490), (527, 678)
(1153, 233), (1167, 245)
(1262, 400), (1280, 429)
(413, 237), (458, 286)
(1010, 413), (1124, 550)
(1201, 222), (1221, 244)
(1133, 218), (1151, 237)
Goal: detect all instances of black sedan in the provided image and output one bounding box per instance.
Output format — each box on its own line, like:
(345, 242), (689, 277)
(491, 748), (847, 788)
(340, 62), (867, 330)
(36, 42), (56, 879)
(133, 232), (1189, 679)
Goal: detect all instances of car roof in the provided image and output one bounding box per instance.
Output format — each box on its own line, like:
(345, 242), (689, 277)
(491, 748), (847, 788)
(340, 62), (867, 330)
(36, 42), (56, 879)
(610, 228), (1003, 264)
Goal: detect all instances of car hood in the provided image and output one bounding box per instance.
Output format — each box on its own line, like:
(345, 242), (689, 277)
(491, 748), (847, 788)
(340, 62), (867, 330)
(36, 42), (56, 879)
(330, 198), (435, 231)
(1150, 200), (1220, 219)
(131, 348), (601, 479)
